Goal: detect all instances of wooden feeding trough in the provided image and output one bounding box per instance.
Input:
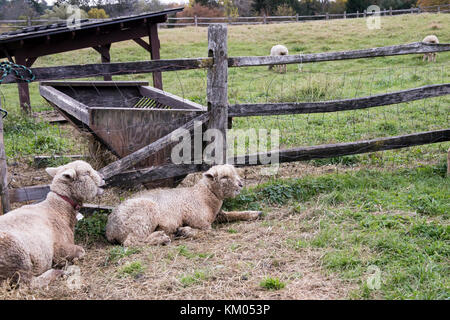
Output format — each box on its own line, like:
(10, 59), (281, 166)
(39, 81), (207, 187)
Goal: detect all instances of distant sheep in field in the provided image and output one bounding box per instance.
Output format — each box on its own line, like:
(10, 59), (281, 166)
(422, 35), (439, 62)
(106, 164), (262, 246)
(269, 44), (289, 73)
(0, 161), (105, 288)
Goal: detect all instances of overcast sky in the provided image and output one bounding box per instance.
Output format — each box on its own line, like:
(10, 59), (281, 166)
(44, 0), (188, 4)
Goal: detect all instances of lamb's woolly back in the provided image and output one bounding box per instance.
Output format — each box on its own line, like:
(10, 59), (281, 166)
(106, 164), (244, 246)
(422, 35), (439, 44)
(0, 160), (104, 287)
(270, 44), (289, 56)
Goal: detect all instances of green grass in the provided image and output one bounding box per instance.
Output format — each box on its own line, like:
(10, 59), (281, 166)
(74, 211), (109, 245)
(0, 14), (448, 165)
(179, 270), (208, 287)
(106, 246), (141, 265)
(260, 277), (286, 290)
(226, 159), (449, 299)
(118, 261), (145, 278)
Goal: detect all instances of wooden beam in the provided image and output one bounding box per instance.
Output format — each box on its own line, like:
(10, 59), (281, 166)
(39, 85), (90, 125)
(228, 42), (450, 67)
(2, 58), (213, 84)
(0, 100), (10, 214)
(139, 86), (206, 111)
(105, 163), (208, 188)
(133, 38), (151, 52)
(232, 129), (450, 166)
(148, 22), (163, 90)
(8, 128), (449, 203)
(93, 44), (112, 81)
(40, 81), (149, 87)
(229, 83), (450, 117)
(33, 155), (88, 168)
(15, 54), (31, 114)
(99, 112), (210, 180)
(8, 184), (50, 203)
(206, 24), (228, 165)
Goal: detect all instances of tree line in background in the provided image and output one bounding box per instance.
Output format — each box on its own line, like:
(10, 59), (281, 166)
(0, 0), (449, 21)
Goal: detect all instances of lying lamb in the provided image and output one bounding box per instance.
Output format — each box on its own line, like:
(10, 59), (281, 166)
(106, 164), (261, 246)
(269, 44), (289, 73)
(422, 35), (439, 62)
(0, 160), (104, 288)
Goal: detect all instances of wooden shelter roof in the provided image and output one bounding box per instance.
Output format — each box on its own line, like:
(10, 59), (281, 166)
(0, 7), (183, 59)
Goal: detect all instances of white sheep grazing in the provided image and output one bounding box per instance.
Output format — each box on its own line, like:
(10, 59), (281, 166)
(106, 164), (262, 246)
(422, 35), (439, 62)
(269, 44), (289, 73)
(0, 160), (105, 288)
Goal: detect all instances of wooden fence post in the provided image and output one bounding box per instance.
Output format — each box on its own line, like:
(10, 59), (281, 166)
(194, 15), (198, 27)
(207, 24), (228, 165)
(363, 10), (366, 18)
(0, 99), (10, 214)
(357, 10), (359, 18)
(390, 7), (393, 15)
(296, 13), (299, 22)
(263, 14), (267, 24)
(326, 12), (329, 20)
(344, 11), (346, 19)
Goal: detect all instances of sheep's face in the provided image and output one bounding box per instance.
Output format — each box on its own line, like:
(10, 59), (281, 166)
(203, 164), (243, 200)
(46, 160), (105, 203)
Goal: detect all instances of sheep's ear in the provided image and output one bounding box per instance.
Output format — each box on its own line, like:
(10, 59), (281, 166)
(203, 169), (217, 180)
(61, 168), (77, 181)
(45, 167), (59, 177)
(203, 172), (214, 180)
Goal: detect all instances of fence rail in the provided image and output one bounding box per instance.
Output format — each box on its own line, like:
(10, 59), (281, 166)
(1, 42), (448, 84)
(0, 4), (449, 32)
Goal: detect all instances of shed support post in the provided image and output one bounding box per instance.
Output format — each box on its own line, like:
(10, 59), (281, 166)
(207, 24), (228, 165)
(0, 98), (10, 214)
(148, 22), (163, 90)
(94, 44), (112, 81)
(15, 54), (32, 114)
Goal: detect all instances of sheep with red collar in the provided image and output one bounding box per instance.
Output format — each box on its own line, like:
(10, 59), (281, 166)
(0, 160), (104, 288)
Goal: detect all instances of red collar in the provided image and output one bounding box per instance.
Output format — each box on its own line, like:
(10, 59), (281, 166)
(55, 193), (81, 211)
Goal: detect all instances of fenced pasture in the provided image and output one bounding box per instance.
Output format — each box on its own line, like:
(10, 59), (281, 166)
(0, 13), (449, 300)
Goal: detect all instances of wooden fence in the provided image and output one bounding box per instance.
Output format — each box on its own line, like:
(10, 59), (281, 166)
(0, 24), (449, 213)
(0, 4), (449, 32)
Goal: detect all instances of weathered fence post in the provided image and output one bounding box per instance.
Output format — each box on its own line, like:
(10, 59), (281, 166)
(0, 99), (10, 214)
(357, 10), (359, 18)
(263, 14), (267, 24)
(326, 12), (329, 20)
(27, 16), (31, 26)
(344, 11), (347, 19)
(390, 7), (393, 16)
(207, 24), (228, 165)
(295, 13), (299, 22)
(194, 15), (198, 27)
(363, 10), (366, 18)
(447, 148), (450, 176)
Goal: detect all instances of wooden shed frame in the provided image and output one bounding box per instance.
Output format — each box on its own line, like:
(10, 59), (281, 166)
(0, 7), (184, 113)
